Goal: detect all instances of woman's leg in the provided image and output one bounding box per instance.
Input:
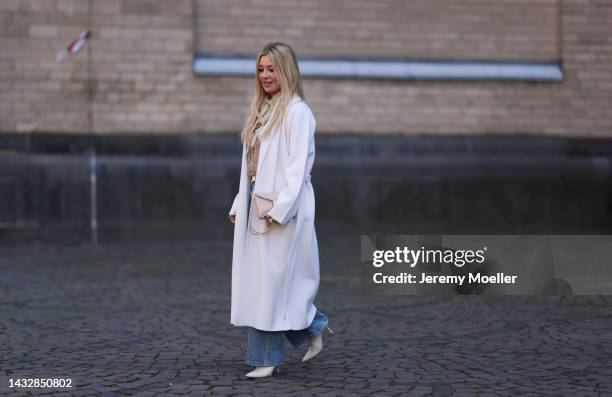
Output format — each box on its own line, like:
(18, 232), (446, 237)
(284, 310), (329, 348)
(246, 327), (285, 367)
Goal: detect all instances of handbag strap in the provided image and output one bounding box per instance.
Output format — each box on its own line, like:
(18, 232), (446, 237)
(245, 117), (298, 235)
(248, 213), (277, 235)
(247, 197), (278, 235)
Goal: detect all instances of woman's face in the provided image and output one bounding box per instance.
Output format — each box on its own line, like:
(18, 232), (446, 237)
(258, 55), (280, 96)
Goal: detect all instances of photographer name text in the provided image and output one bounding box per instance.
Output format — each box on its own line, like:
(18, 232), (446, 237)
(372, 272), (517, 285)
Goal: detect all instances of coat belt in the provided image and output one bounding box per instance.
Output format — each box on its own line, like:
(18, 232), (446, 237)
(250, 174), (311, 183)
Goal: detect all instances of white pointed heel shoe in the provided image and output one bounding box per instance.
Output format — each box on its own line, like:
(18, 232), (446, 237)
(302, 325), (334, 362)
(245, 365), (280, 378)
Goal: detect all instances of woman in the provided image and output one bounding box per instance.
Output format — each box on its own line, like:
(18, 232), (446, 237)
(228, 42), (333, 378)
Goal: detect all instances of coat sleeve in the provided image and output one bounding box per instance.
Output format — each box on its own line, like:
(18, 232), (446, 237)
(267, 102), (315, 225)
(229, 144), (246, 216)
(228, 193), (239, 216)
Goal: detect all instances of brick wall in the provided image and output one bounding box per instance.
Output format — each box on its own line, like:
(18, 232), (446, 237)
(197, 0), (560, 60)
(0, 0), (611, 137)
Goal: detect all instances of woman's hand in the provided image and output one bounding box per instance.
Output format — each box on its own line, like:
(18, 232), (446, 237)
(263, 214), (279, 225)
(229, 214), (236, 224)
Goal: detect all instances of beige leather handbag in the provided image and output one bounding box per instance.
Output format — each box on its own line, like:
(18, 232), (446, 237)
(248, 191), (279, 235)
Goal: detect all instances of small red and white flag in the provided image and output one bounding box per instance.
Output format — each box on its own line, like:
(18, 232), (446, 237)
(56, 30), (92, 62)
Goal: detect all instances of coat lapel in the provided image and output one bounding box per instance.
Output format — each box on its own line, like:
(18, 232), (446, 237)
(256, 125), (273, 178)
(256, 95), (302, 181)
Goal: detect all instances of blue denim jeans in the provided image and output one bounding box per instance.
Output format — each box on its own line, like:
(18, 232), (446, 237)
(246, 310), (329, 366)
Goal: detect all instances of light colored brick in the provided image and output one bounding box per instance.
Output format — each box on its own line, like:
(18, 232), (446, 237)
(1, 0), (612, 136)
(29, 25), (58, 37)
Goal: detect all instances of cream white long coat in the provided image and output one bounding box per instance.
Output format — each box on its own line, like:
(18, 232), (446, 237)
(228, 95), (319, 331)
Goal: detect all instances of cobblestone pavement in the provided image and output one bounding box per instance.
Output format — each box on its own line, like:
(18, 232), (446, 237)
(1, 225), (612, 396)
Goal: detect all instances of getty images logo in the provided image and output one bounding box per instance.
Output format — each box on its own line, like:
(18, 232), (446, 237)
(372, 246), (487, 268)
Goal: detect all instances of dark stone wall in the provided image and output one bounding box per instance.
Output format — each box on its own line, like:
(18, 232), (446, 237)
(1, 133), (611, 243)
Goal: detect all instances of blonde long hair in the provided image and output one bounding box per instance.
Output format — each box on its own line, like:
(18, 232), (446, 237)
(240, 42), (305, 144)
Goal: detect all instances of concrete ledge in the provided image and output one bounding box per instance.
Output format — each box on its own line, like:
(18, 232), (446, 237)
(1, 133), (611, 242)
